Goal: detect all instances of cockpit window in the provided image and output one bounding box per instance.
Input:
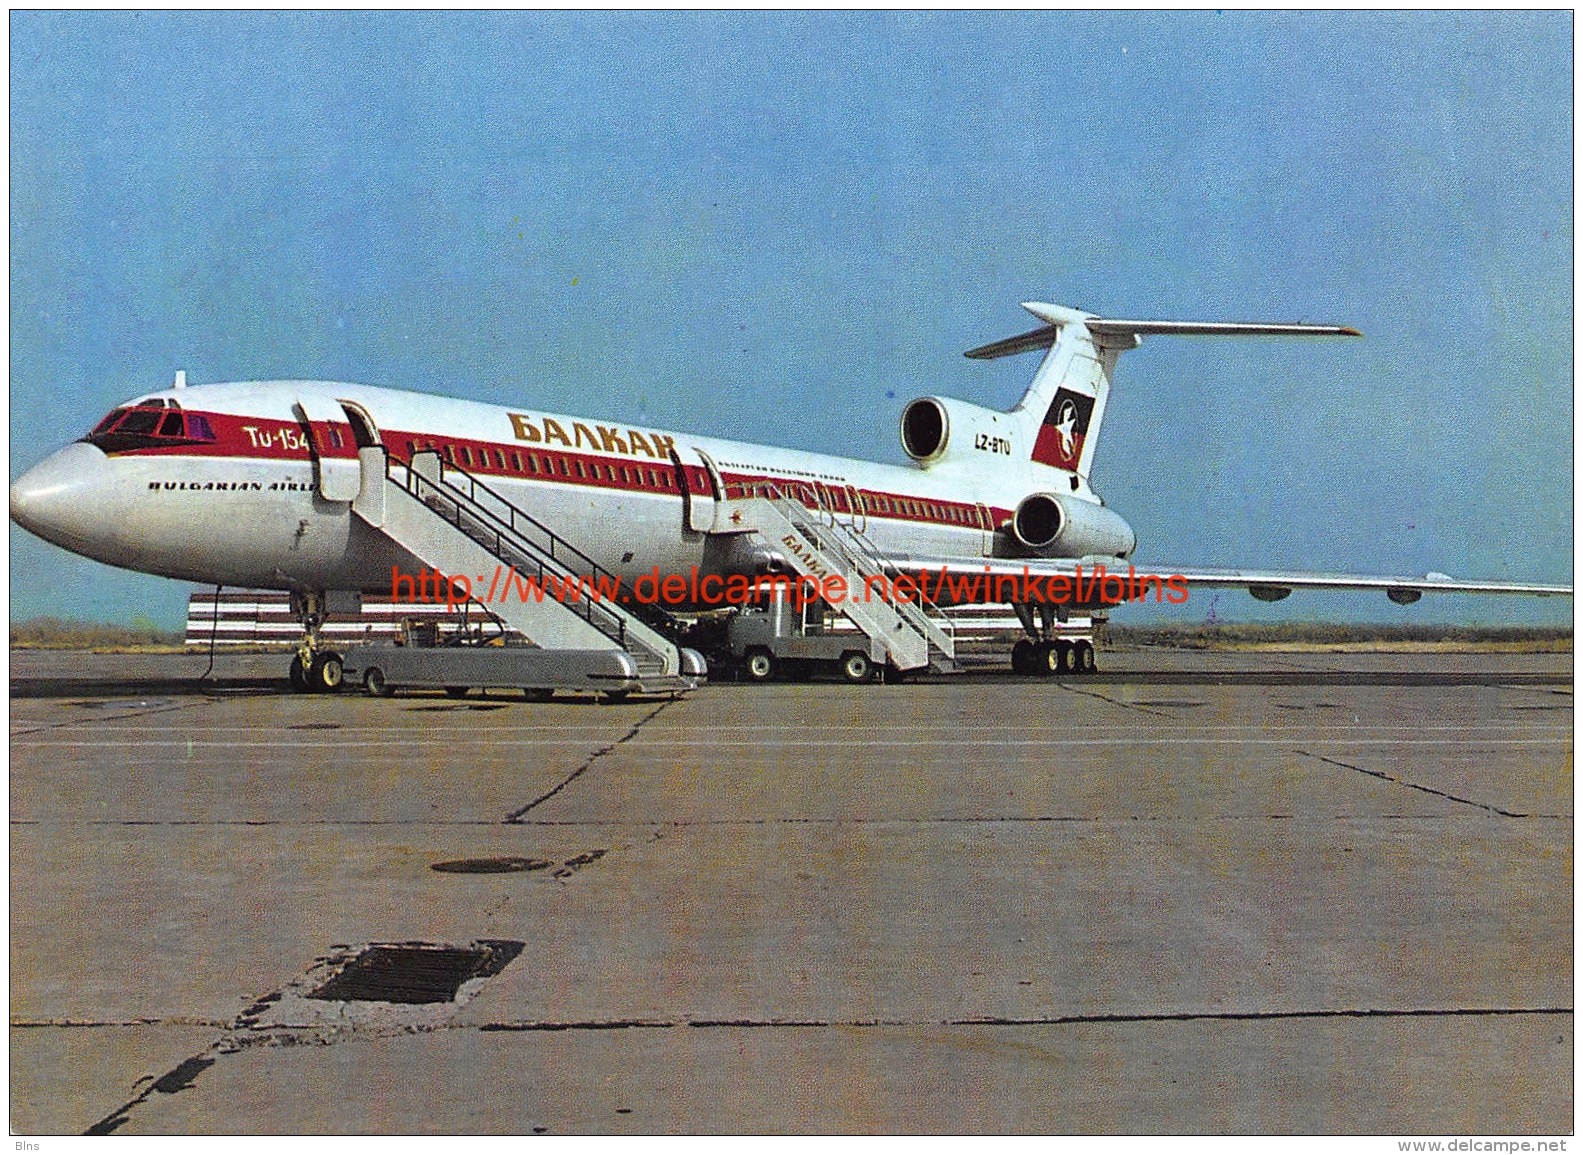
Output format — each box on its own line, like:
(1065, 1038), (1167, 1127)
(82, 402), (219, 452)
(90, 408), (129, 437)
(117, 408), (162, 436)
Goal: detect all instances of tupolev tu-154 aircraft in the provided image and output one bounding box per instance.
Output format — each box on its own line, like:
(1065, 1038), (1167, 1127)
(10, 301), (1571, 691)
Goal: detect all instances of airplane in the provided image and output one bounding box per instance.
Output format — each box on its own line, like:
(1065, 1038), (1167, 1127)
(10, 300), (1571, 691)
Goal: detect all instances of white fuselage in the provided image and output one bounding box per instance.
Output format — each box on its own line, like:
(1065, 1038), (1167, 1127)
(11, 379), (1108, 605)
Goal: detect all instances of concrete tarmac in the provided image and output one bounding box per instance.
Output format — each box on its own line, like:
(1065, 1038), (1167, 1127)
(9, 648), (1573, 1134)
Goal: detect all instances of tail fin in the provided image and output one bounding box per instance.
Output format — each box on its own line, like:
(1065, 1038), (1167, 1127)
(967, 303), (1361, 481)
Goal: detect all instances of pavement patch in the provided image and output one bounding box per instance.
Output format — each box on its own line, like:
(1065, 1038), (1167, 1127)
(310, 942), (523, 1004)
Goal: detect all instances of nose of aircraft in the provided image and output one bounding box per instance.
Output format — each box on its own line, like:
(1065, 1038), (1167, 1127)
(10, 441), (122, 556)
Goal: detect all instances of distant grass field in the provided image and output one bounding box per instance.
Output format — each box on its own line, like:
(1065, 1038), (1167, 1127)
(10, 617), (187, 652)
(10, 615), (1573, 654)
(1106, 622), (1573, 652)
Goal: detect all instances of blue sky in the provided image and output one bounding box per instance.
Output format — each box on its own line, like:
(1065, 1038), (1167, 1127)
(9, 11), (1572, 627)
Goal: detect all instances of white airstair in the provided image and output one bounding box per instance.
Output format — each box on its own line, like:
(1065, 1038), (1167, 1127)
(354, 449), (702, 690)
(720, 485), (957, 673)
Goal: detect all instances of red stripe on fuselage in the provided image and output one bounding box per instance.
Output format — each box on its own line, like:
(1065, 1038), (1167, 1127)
(110, 409), (1013, 533)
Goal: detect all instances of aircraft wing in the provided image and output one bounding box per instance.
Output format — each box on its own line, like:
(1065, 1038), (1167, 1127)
(883, 552), (1572, 606)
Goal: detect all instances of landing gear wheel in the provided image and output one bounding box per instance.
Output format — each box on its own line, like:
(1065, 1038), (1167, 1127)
(289, 654), (310, 693)
(443, 686), (469, 699)
(839, 650), (872, 684)
(744, 647), (777, 683)
(309, 652), (344, 693)
(1054, 640), (1074, 675)
(1011, 639), (1035, 675)
(522, 688), (554, 702)
(1073, 641), (1096, 674)
(1033, 641), (1059, 676)
(364, 666), (392, 698)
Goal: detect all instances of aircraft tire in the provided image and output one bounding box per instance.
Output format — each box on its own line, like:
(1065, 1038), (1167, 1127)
(289, 654), (310, 693)
(310, 652), (344, 693)
(1074, 641), (1096, 674)
(443, 686), (470, 699)
(1011, 639), (1035, 675)
(744, 648), (777, 683)
(364, 666), (393, 698)
(1054, 641), (1074, 675)
(523, 688), (554, 702)
(839, 650), (872, 684)
(1034, 641), (1059, 676)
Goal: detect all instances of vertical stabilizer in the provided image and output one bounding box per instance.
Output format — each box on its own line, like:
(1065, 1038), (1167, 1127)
(965, 303), (1361, 482)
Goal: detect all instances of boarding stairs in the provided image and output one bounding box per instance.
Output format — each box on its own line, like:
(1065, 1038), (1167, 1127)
(721, 484), (957, 673)
(353, 449), (700, 690)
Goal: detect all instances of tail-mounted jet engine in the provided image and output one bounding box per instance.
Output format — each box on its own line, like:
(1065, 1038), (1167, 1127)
(900, 396), (1016, 468)
(1011, 492), (1136, 560)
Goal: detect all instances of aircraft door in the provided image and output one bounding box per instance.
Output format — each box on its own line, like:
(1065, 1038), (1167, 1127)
(976, 502), (996, 555)
(845, 484), (867, 533)
(293, 397), (361, 502)
(670, 446), (717, 532)
(339, 401), (387, 525)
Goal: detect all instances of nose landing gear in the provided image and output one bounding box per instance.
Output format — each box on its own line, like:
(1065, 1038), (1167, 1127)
(288, 591), (345, 693)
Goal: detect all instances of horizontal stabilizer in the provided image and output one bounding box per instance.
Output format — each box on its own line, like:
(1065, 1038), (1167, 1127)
(1086, 319), (1362, 338)
(966, 303), (1360, 359)
(964, 325), (1061, 360)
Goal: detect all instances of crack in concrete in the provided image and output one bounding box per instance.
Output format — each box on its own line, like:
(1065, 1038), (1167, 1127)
(1297, 750), (1532, 817)
(27, 810), (1570, 831)
(503, 699), (675, 823)
(71, 993), (1571, 1134)
(10, 698), (209, 737)
(476, 1005), (1574, 1032)
(85, 1044), (221, 1135)
(1054, 683), (1175, 718)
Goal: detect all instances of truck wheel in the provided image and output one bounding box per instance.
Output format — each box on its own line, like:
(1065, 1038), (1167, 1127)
(744, 648), (777, 683)
(839, 650), (872, 684)
(443, 686), (469, 699)
(364, 667), (392, 698)
(310, 652), (344, 693)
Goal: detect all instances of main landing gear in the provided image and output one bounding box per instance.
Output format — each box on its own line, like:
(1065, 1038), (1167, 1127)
(1009, 603), (1098, 677)
(288, 591), (345, 694)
